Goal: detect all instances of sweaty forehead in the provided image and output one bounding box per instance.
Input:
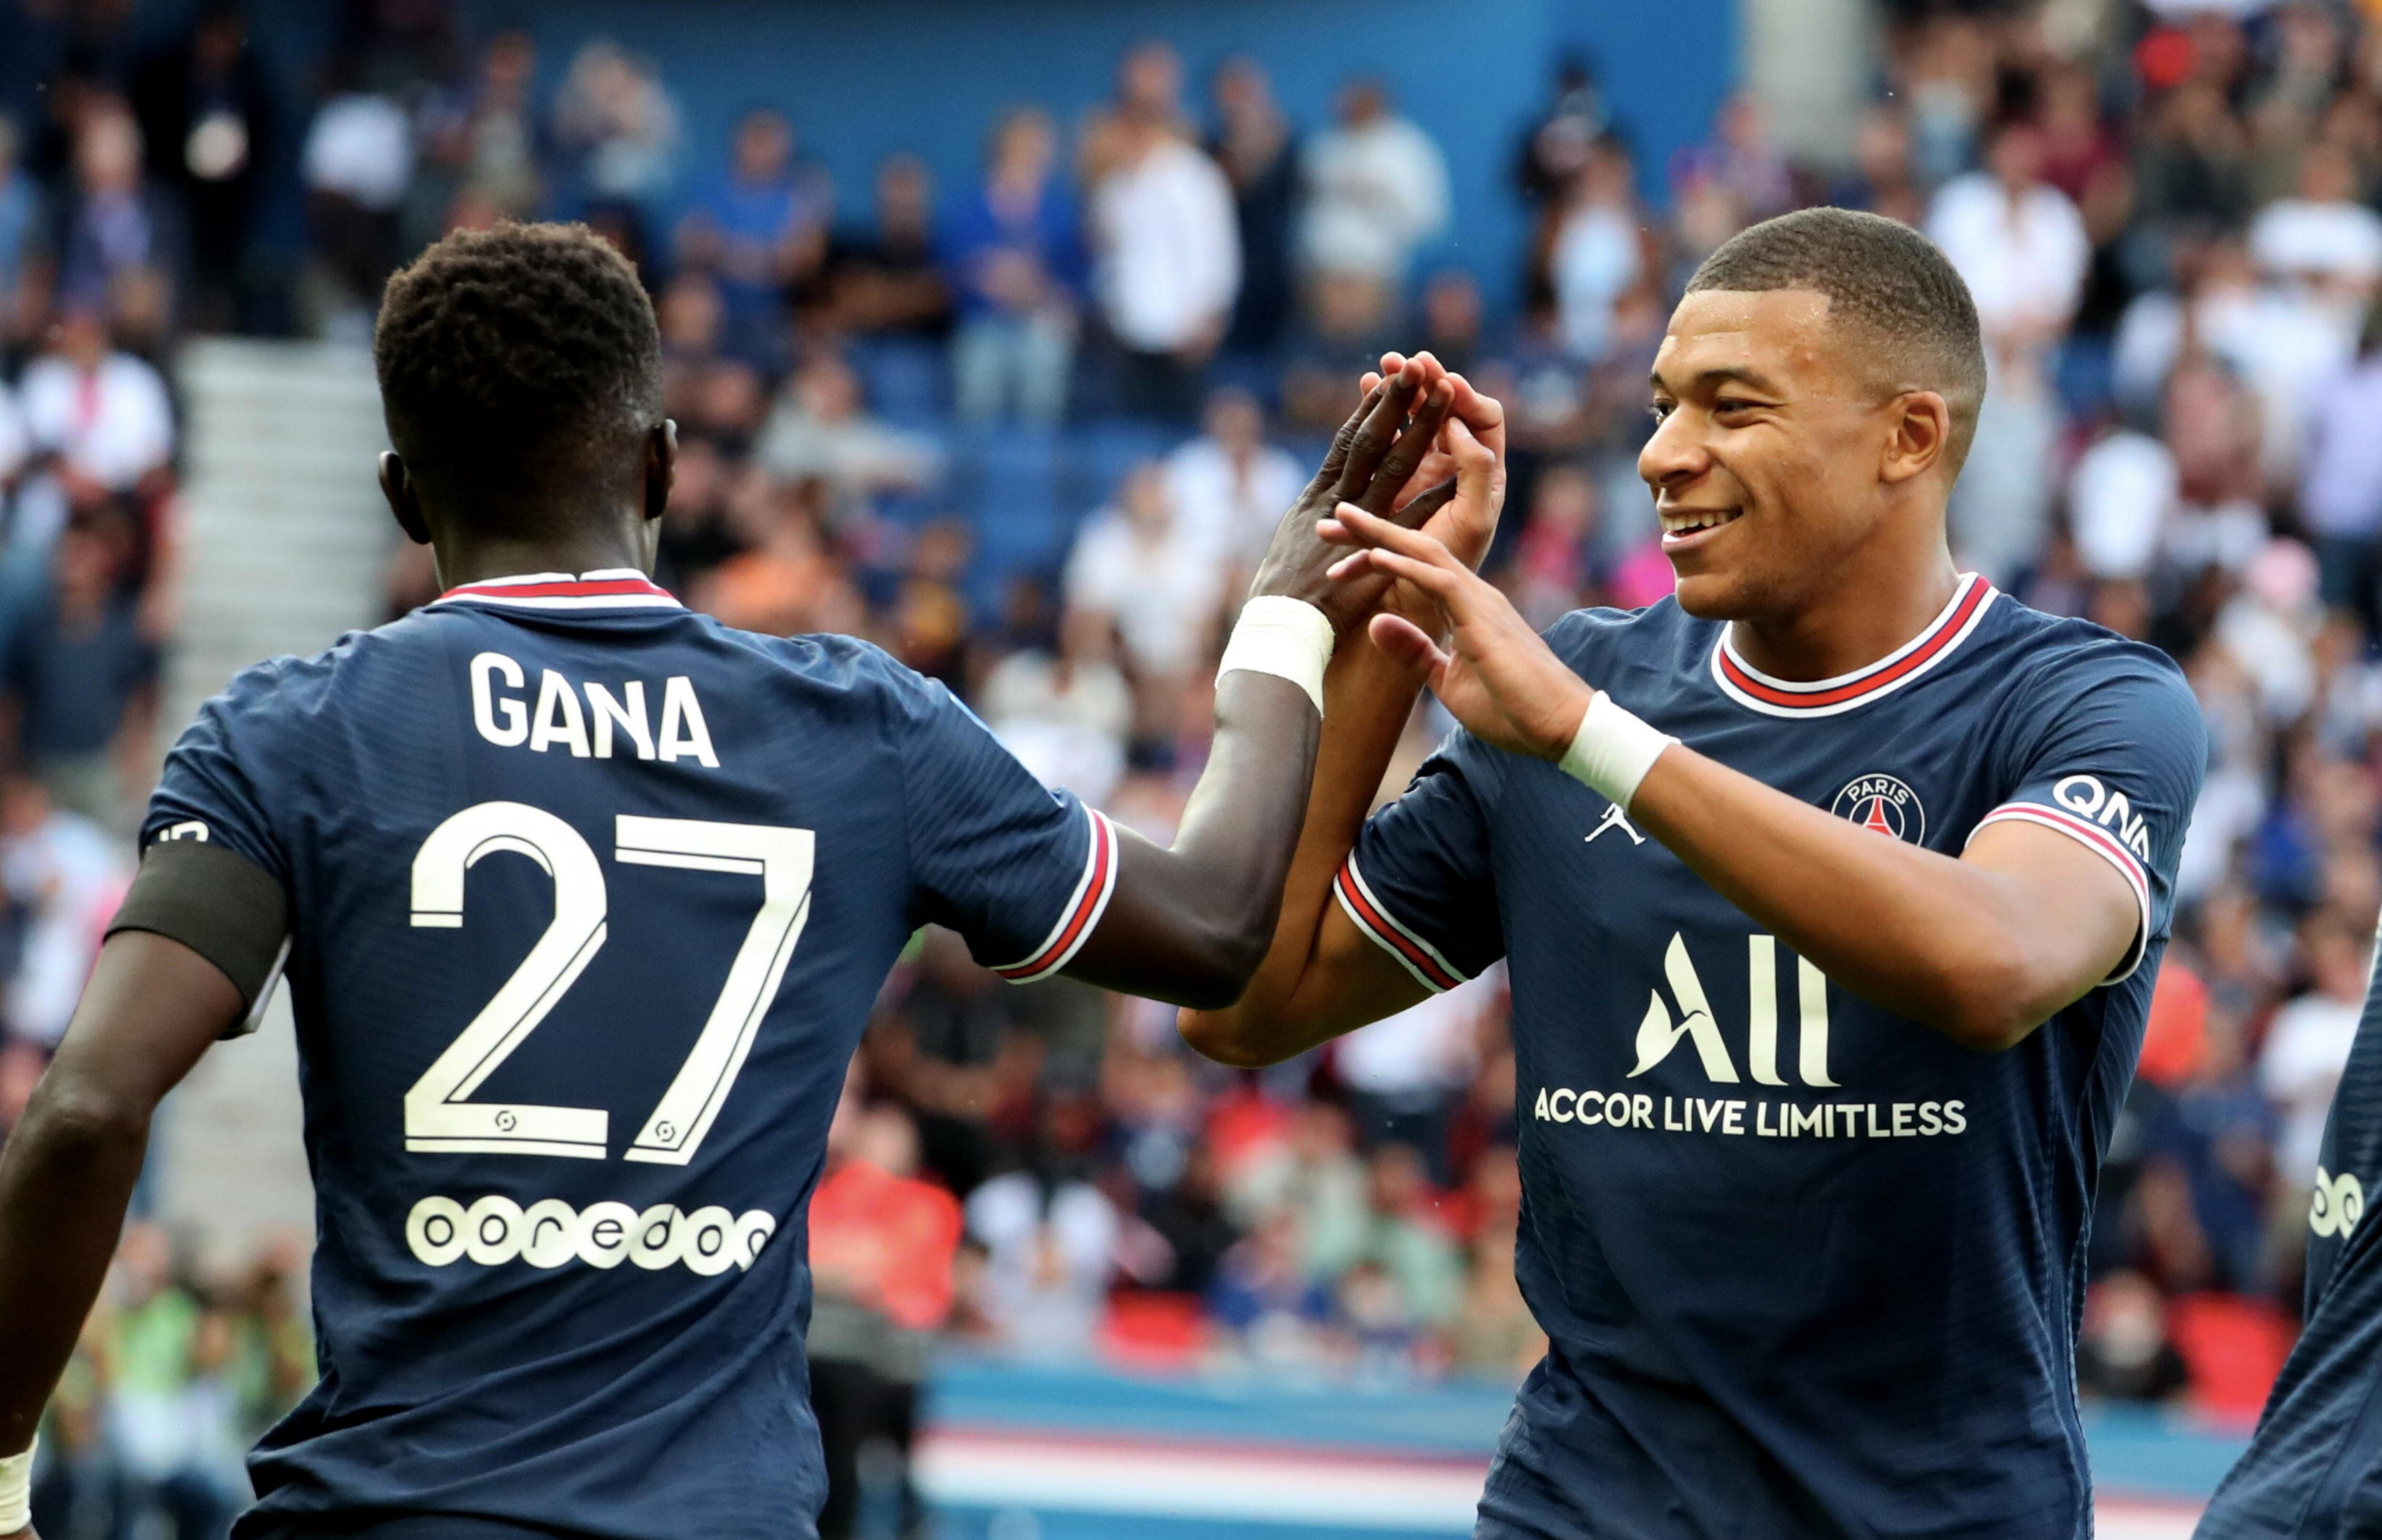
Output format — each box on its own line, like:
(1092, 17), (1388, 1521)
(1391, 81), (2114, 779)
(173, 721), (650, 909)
(1652, 289), (1849, 393)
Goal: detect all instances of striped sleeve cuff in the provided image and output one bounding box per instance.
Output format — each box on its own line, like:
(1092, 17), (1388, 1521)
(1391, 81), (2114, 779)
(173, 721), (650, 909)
(991, 810), (1119, 985)
(1966, 802), (2152, 984)
(1332, 854), (1469, 995)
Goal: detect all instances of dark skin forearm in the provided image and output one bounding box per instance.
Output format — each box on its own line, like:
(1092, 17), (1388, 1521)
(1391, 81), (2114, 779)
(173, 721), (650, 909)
(0, 932), (241, 1461)
(1176, 638), (1426, 1051)
(1063, 672), (1319, 1009)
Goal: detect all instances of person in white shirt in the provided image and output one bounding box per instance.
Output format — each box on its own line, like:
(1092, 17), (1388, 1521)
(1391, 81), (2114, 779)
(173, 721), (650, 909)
(1164, 386), (1303, 571)
(1063, 461), (1224, 748)
(15, 307), (174, 552)
(1928, 119), (2088, 584)
(1088, 47), (1239, 422)
(1548, 135), (1644, 363)
(1298, 79), (1449, 301)
(2249, 139), (2382, 301)
(2261, 913), (2376, 1189)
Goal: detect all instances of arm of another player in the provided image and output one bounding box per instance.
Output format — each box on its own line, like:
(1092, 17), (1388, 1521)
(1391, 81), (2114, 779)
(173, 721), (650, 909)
(0, 931), (248, 1533)
(1327, 504), (2173, 1053)
(1178, 365), (1510, 1067)
(1056, 358), (1464, 1008)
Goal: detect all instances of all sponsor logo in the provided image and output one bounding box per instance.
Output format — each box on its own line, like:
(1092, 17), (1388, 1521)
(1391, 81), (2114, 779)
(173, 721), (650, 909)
(1832, 773), (1925, 844)
(1631, 932), (1835, 1087)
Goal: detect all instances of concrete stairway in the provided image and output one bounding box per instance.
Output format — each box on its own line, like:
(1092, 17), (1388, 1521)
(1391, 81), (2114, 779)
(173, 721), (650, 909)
(153, 338), (389, 1275)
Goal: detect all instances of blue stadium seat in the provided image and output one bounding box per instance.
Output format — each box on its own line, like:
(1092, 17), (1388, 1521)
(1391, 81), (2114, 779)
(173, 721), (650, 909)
(848, 335), (951, 430)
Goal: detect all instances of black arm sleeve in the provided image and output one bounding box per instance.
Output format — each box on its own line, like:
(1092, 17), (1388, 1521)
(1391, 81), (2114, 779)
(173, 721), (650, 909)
(104, 839), (290, 1033)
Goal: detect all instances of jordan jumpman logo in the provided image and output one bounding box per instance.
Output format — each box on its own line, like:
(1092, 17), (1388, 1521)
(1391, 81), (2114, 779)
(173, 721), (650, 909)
(1585, 802), (1645, 845)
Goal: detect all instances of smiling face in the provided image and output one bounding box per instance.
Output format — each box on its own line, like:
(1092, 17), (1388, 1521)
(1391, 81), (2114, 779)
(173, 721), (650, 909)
(1641, 289), (1924, 622)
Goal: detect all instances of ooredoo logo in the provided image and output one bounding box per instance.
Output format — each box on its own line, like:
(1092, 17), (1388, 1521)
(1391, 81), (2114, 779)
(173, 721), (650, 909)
(1832, 773), (1925, 844)
(406, 1194), (776, 1275)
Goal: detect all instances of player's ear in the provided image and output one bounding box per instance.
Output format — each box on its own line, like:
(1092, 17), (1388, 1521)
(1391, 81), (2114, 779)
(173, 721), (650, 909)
(644, 420), (677, 525)
(1879, 391), (1950, 487)
(379, 452), (432, 546)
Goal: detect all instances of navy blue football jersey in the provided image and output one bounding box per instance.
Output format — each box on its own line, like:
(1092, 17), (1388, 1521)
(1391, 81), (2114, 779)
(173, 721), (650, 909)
(2197, 945), (2382, 1539)
(140, 571), (1118, 1540)
(1336, 576), (2206, 1539)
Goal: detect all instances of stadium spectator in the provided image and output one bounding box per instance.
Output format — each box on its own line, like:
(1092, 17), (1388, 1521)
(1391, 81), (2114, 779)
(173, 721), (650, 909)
(4, 499), (161, 824)
(675, 107), (831, 356)
(2300, 307), (2382, 627)
(1930, 117), (2089, 583)
(0, 115), (48, 344)
(825, 153), (950, 342)
(1163, 385), (1303, 571)
(15, 307), (174, 550)
(1297, 78), (1448, 306)
(943, 107), (1083, 425)
(53, 100), (187, 326)
(754, 351), (939, 529)
(808, 1083), (959, 1540)
(980, 605), (1132, 808)
(1547, 133), (1646, 364)
(1208, 58), (1298, 359)
(1061, 461), (1221, 749)
(129, 4), (276, 333)
(2261, 913), (2372, 1190)
(1084, 43), (1239, 422)
(297, 61), (411, 338)
(406, 29), (544, 240)
(549, 38), (680, 212)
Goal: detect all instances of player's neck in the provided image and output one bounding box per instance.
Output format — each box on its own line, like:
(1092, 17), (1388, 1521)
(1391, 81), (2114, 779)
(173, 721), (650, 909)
(1725, 549), (1964, 683)
(431, 529), (655, 592)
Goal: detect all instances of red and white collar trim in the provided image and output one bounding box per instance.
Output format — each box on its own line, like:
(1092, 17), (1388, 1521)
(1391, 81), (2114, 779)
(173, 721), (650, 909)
(1710, 574), (1996, 718)
(433, 568), (683, 613)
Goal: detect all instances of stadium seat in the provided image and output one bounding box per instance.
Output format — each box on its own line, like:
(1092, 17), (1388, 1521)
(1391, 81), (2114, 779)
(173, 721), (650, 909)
(2167, 1292), (2296, 1424)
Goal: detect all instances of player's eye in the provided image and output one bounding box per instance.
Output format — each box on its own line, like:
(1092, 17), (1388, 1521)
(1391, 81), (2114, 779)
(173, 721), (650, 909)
(1648, 401), (1675, 424)
(1714, 397), (1759, 416)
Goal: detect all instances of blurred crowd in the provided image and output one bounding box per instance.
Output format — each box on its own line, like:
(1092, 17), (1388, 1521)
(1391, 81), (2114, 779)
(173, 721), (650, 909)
(9, 0), (2382, 1527)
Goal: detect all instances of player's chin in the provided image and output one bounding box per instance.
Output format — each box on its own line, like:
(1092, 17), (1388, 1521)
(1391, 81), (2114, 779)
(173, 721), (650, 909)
(1666, 563), (1750, 621)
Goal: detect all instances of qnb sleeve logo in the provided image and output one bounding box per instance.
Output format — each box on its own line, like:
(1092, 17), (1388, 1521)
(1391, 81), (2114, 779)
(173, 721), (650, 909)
(2311, 1167), (2366, 1240)
(406, 1194), (776, 1276)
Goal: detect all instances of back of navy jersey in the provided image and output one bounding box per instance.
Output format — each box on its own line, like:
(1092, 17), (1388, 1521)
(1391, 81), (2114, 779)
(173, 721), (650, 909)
(140, 573), (1116, 1540)
(1338, 579), (2207, 1538)
(2200, 950), (2382, 1538)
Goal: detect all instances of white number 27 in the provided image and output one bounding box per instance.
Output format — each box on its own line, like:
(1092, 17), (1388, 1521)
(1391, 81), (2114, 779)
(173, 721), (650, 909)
(405, 802), (814, 1164)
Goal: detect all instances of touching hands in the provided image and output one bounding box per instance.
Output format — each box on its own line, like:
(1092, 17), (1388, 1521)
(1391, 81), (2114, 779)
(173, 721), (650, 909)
(1248, 355), (1461, 635)
(1322, 504), (1595, 762)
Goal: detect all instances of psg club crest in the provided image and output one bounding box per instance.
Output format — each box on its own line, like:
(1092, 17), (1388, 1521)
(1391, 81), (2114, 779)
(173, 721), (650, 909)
(1832, 773), (1926, 844)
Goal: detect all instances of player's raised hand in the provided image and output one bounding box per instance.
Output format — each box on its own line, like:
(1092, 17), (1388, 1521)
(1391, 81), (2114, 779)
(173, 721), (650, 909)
(1324, 493), (1594, 762)
(1359, 351), (1506, 573)
(1247, 354), (1460, 635)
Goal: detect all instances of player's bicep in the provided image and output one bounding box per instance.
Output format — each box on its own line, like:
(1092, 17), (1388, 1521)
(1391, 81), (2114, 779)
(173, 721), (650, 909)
(1302, 896), (1433, 1034)
(42, 930), (249, 1119)
(1960, 817), (2143, 1007)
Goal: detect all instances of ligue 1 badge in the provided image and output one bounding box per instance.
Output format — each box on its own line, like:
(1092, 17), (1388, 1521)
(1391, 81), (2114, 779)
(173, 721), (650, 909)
(1832, 773), (1926, 844)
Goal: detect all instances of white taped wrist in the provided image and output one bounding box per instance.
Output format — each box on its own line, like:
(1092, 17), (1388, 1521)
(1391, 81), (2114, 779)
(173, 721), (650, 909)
(1558, 692), (1678, 809)
(1216, 596), (1334, 716)
(0, 1435), (35, 1532)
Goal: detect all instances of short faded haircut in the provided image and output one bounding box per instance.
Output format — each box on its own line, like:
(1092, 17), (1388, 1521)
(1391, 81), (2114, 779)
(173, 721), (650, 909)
(1686, 207), (1987, 473)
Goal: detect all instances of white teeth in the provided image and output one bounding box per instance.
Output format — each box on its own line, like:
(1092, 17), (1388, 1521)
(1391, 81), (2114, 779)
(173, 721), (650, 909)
(1660, 509), (1737, 535)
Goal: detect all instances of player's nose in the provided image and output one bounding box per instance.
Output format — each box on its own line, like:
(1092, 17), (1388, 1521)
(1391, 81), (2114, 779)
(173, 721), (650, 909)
(1637, 408), (1710, 491)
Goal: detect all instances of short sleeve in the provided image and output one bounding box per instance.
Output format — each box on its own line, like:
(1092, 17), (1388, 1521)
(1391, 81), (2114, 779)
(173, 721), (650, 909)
(892, 665), (1116, 984)
(141, 691), (289, 884)
(1963, 648), (2208, 984)
(1339, 733), (1506, 994)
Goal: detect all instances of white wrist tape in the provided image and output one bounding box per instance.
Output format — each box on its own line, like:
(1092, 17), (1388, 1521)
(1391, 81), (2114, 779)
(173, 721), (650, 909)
(1558, 692), (1678, 809)
(0, 1435), (35, 1532)
(1216, 596), (1335, 716)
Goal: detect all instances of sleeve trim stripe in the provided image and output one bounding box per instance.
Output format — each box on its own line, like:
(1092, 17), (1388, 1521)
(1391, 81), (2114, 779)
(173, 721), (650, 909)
(1967, 804), (2152, 984)
(992, 810), (1119, 984)
(1332, 856), (1464, 994)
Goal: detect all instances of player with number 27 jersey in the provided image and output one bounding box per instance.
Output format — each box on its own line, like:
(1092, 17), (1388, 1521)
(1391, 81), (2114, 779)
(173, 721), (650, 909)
(142, 572), (1115, 1538)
